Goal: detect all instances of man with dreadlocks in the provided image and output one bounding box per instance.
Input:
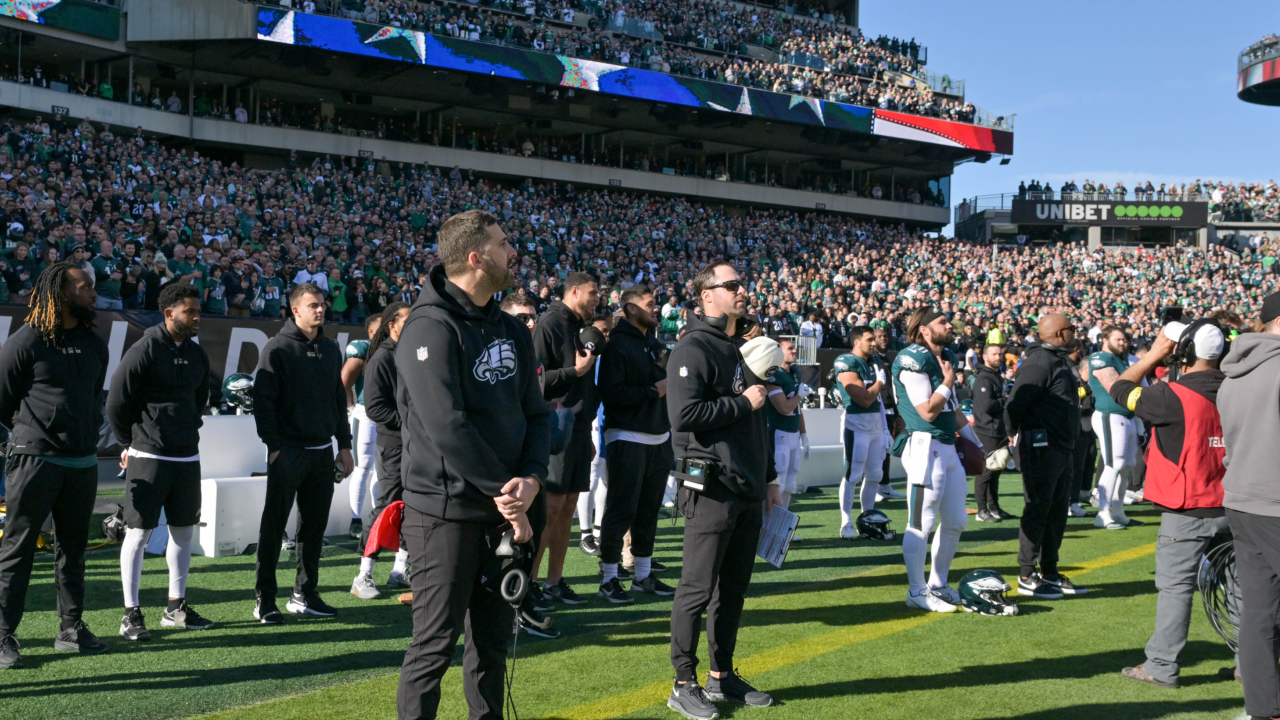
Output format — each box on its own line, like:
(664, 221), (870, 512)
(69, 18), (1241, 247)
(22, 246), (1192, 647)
(0, 263), (111, 668)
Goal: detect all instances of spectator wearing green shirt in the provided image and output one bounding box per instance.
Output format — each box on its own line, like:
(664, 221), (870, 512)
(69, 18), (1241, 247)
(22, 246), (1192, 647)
(258, 260), (286, 318)
(327, 267), (349, 322)
(203, 265), (227, 315)
(98, 81), (114, 100)
(91, 240), (125, 309)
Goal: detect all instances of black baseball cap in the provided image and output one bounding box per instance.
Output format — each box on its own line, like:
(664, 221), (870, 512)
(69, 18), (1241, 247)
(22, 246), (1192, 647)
(1262, 291), (1280, 325)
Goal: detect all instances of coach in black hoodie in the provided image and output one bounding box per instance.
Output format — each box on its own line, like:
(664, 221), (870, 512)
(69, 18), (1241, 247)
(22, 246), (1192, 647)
(595, 283), (674, 603)
(395, 211), (549, 720)
(0, 263), (110, 664)
(252, 283), (354, 624)
(666, 261), (779, 717)
(970, 344), (1009, 520)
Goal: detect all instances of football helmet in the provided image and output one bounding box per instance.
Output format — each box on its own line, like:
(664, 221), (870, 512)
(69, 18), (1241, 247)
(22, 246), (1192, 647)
(855, 509), (896, 541)
(958, 569), (1019, 616)
(222, 373), (255, 412)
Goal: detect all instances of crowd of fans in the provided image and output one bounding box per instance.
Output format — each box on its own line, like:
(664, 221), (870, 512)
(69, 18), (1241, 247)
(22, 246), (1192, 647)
(0, 114), (1272, 360)
(255, 0), (976, 125)
(1017, 179), (1280, 222)
(1242, 33), (1279, 61)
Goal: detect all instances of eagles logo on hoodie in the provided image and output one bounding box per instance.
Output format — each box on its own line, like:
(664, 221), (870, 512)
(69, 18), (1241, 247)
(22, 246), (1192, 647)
(474, 339), (517, 384)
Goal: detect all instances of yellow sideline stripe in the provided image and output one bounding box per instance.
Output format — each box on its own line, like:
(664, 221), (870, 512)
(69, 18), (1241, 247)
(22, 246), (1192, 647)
(549, 541), (1156, 720)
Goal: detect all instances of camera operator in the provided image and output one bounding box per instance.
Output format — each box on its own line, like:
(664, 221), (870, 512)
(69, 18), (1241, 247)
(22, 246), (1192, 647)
(1109, 321), (1232, 690)
(595, 284), (674, 604)
(971, 344), (1010, 523)
(1003, 314), (1083, 600)
(667, 261), (780, 719)
(394, 210), (549, 720)
(1219, 291), (1280, 719)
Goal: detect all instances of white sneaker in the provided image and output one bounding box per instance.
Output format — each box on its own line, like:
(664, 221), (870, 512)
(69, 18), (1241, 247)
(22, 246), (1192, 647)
(877, 485), (907, 500)
(1089, 488), (1100, 507)
(839, 524), (859, 541)
(350, 573), (382, 600)
(931, 585), (962, 606)
(1111, 505), (1132, 525)
(1124, 489), (1144, 505)
(1068, 503), (1087, 517)
(1093, 510), (1126, 530)
(906, 589), (957, 613)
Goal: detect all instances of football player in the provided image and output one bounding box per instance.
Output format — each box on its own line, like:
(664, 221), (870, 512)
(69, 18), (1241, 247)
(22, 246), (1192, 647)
(833, 326), (891, 539)
(341, 314), (382, 539)
(1086, 326), (1138, 529)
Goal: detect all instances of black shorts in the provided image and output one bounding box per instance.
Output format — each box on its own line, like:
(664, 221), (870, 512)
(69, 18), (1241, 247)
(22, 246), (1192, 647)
(123, 455), (202, 530)
(544, 430), (592, 495)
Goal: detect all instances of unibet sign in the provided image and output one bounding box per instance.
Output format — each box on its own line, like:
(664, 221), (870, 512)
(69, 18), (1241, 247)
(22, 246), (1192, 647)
(1010, 200), (1208, 227)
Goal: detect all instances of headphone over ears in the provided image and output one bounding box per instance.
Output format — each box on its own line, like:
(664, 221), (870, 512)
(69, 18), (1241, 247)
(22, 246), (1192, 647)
(1173, 318), (1229, 367)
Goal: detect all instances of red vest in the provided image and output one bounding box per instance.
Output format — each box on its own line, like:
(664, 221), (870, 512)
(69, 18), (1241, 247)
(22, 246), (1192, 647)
(1145, 382), (1225, 511)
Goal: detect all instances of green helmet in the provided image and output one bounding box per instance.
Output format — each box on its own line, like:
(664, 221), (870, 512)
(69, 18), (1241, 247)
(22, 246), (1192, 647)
(222, 373), (255, 412)
(958, 570), (1018, 616)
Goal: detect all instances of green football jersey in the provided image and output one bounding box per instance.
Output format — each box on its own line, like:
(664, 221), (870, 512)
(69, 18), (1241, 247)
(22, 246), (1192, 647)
(891, 344), (958, 444)
(1088, 351), (1134, 418)
(831, 353), (881, 414)
(766, 366), (802, 433)
(346, 339), (369, 405)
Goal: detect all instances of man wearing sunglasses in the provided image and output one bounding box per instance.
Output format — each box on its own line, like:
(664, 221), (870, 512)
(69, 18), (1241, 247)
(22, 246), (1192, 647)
(666, 261), (780, 719)
(1004, 313), (1086, 601)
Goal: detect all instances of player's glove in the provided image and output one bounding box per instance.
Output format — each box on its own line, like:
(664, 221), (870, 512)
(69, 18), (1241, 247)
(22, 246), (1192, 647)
(801, 433), (811, 459)
(797, 383), (814, 398)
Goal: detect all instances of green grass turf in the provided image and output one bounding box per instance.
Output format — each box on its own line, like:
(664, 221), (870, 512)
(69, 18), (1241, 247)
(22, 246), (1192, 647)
(0, 480), (1247, 720)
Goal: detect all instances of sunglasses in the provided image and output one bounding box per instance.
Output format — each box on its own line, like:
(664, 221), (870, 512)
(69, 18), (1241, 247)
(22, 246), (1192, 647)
(516, 313), (537, 325)
(706, 280), (746, 294)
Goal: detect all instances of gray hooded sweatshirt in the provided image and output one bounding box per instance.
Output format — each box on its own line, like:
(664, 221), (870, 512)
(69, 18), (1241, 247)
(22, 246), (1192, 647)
(1219, 331), (1280, 516)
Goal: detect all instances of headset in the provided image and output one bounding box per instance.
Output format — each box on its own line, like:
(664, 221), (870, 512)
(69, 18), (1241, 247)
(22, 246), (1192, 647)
(1171, 317), (1230, 369)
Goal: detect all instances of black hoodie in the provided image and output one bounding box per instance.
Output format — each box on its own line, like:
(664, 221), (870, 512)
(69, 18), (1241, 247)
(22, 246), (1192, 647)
(598, 318), (669, 436)
(106, 322), (210, 457)
(533, 298), (600, 431)
(666, 314), (775, 501)
(252, 319), (352, 454)
(1004, 341), (1081, 451)
(969, 362), (1007, 439)
(363, 337), (400, 446)
(0, 323), (108, 458)
(396, 265), (551, 523)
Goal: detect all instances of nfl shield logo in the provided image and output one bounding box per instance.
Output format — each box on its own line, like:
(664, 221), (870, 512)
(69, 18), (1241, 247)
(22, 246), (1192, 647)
(416, 346), (429, 361)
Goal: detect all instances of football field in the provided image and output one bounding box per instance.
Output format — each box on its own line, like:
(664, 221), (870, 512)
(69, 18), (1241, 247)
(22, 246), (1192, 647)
(0, 481), (1246, 720)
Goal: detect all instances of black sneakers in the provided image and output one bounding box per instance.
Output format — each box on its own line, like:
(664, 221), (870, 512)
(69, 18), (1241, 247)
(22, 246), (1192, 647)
(54, 621), (110, 655)
(545, 578), (588, 605)
(651, 560), (668, 572)
(349, 518), (362, 540)
(579, 534), (601, 556)
(254, 599), (285, 625)
(287, 592), (337, 617)
(119, 607), (151, 641)
(1042, 573), (1087, 596)
(525, 583), (554, 613)
(1017, 573), (1064, 600)
(163, 601), (215, 630)
(975, 510), (1001, 523)
(0, 633), (22, 669)
(632, 574), (676, 596)
(598, 578), (635, 605)
(668, 680), (720, 720)
(705, 671), (773, 707)
(518, 606), (562, 639)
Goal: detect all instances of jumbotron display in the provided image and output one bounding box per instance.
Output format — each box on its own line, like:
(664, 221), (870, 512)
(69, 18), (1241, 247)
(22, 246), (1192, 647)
(256, 7), (1013, 154)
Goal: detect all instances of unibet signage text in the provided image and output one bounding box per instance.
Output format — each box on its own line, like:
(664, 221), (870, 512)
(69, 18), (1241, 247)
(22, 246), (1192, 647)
(1010, 200), (1208, 227)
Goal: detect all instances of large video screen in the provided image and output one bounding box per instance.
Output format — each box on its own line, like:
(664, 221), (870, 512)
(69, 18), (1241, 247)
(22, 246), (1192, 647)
(257, 7), (1011, 153)
(1, 0), (120, 41)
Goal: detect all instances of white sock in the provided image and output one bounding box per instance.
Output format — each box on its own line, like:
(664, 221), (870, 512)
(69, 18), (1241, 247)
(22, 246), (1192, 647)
(576, 491), (592, 537)
(838, 479), (856, 528)
(928, 525), (962, 590)
(120, 527), (152, 608)
(349, 464), (373, 519)
(902, 530), (927, 594)
(392, 549), (409, 575)
(634, 556), (651, 581)
(1097, 465), (1120, 514)
(166, 525), (194, 600)
(601, 562), (618, 584)
(360, 556), (376, 576)
(780, 490), (792, 511)
(594, 482), (608, 531)
(859, 475), (878, 514)
(593, 525), (601, 539)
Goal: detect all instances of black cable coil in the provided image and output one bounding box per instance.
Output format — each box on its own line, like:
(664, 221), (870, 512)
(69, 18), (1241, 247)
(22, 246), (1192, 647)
(1197, 540), (1240, 654)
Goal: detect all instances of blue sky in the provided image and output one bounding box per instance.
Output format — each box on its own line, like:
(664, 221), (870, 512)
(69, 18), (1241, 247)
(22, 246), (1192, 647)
(859, 1), (1278, 212)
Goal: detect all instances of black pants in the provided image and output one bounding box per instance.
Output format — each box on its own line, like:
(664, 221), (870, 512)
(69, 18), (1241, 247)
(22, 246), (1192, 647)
(1131, 430), (1149, 491)
(670, 484), (762, 682)
(973, 432), (1005, 513)
(1072, 430), (1097, 499)
(361, 441), (404, 559)
(1017, 444), (1073, 578)
(0, 456), (96, 635)
(881, 413), (904, 484)
(600, 440), (674, 565)
(255, 447), (335, 600)
(1226, 509), (1280, 718)
(397, 507), (512, 720)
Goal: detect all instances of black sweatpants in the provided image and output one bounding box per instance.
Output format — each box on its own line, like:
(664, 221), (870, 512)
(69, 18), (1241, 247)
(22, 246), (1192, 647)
(973, 432), (1005, 513)
(255, 447), (335, 600)
(360, 441), (404, 559)
(600, 440), (674, 566)
(1017, 444), (1073, 578)
(1226, 509), (1280, 718)
(670, 484), (762, 682)
(0, 456), (96, 635)
(397, 506), (512, 720)
(881, 413), (904, 484)
(1072, 430), (1097, 499)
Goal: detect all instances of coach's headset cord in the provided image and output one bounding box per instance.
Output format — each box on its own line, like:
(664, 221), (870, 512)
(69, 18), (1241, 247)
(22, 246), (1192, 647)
(495, 527), (529, 720)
